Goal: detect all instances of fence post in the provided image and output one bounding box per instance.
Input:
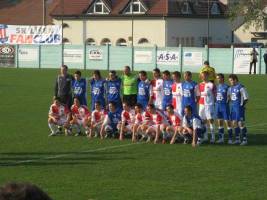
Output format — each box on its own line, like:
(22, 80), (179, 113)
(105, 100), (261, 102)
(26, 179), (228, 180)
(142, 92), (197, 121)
(16, 44), (19, 68)
(205, 45), (209, 61)
(38, 45), (41, 69)
(179, 44), (183, 72)
(155, 45), (158, 69)
(259, 47), (262, 74)
(107, 44), (110, 71)
(83, 43), (86, 70)
(231, 45), (234, 74)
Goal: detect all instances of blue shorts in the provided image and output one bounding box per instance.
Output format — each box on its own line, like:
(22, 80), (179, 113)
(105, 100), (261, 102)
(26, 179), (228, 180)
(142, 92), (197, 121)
(162, 99), (172, 111)
(137, 100), (148, 110)
(215, 103), (230, 120)
(230, 105), (245, 122)
(182, 103), (197, 116)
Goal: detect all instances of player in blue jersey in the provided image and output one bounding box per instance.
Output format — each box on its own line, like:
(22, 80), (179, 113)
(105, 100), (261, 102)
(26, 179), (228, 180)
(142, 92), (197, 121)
(90, 70), (106, 111)
(215, 73), (232, 144)
(182, 105), (206, 147)
(181, 71), (199, 116)
(137, 71), (151, 110)
(72, 70), (87, 106)
(106, 70), (122, 111)
(228, 74), (249, 145)
(100, 101), (121, 139)
(162, 70), (173, 111)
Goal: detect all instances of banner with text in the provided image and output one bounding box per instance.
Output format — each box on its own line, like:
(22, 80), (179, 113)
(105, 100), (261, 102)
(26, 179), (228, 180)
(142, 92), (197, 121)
(157, 50), (179, 65)
(134, 50), (152, 64)
(0, 24), (62, 45)
(0, 45), (15, 67)
(183, 52), (203, 66)
(18, 48), (38, 62)
(64, 49), (83, 63)
(234, 48), (259, 74)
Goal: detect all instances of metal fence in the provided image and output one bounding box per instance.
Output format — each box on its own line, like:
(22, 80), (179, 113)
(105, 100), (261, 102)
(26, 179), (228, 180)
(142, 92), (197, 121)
(0, 44), (266, 74)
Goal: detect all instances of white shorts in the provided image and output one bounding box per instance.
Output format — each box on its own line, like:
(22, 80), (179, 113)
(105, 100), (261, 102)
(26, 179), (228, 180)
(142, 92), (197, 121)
(199, 104), (215, 120)
(76, 118), (87, 126)
(149, 124), (160, 131)
(154, 100), (163, 110)
(56, 117), (68, 126)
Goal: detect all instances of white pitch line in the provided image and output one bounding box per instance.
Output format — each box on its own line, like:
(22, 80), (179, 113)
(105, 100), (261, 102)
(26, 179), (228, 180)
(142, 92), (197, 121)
(2, 142), (142, 166)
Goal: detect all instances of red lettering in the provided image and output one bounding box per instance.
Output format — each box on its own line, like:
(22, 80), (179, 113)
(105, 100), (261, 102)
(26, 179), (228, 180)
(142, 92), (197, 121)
(17, 35), (24, 44)
(10, 34), (17, 43)
(0, 29), (6, 38)
(25, 35), (33, 44)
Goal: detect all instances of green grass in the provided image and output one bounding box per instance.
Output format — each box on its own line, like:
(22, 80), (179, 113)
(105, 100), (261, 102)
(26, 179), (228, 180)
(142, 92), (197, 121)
(0, 68), (267, 200)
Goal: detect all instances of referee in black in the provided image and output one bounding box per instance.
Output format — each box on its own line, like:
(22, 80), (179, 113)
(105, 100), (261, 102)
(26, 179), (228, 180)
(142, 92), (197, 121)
(54, 65), (74, 108)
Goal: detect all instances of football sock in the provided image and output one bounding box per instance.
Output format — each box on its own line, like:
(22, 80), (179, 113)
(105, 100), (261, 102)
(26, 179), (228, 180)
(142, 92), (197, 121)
(228, 128), (233, 140)
(234, 127), (240, 140)
(241, 127), (247, 141)
(48, 123), (58, 133)
(218, 127), (224, 140)
(210, 124), (215, 140)
(204, 124), (208, 139)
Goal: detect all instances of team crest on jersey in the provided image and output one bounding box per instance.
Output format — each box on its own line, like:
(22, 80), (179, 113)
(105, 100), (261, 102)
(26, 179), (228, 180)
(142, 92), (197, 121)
(0, 24), (8, 44)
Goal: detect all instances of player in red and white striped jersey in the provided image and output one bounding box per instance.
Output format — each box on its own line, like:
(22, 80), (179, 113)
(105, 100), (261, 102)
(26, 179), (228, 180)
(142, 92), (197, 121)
(131, 103), (144, 142)
(48, 97), (71, 136)
(150, 68), (164, 110)
(198, 71), (216, 143)
(145, 104), (166, 144)
(70, 97), (91, 136)
(89, 101), (107, 138)
(171, 71), (183, 118)
(119, 102), (135, 140)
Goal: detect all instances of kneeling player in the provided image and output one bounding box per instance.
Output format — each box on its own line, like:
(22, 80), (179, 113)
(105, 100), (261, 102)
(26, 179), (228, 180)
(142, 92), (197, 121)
(119, 102), (135, 140)
(100, 101), (121, 139)
(70, 97), (91, 136)
(228, 74), (249, 145)
(145, 104), (164, 144)
(89, 101), (106, 138)
(48, 97), (71, 136)
(182, 105), (206, 147)
(164, 105), (183, 144)
(132, 103), (144, 142)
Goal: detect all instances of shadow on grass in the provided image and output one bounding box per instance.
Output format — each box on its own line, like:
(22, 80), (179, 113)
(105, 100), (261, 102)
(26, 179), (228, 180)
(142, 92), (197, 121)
(0, 151), (134, 167)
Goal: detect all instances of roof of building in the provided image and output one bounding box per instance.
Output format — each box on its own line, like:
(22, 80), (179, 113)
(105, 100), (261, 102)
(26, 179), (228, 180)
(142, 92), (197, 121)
(0, 0), (58, 25)
(50, 0), (228, 18)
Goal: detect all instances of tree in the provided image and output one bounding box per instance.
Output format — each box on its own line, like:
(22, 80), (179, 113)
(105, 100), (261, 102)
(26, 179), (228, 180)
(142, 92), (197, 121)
(228, 0), (267, 30)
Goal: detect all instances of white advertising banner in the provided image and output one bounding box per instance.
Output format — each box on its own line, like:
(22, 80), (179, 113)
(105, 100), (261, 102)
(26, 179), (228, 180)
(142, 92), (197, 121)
(183, 52), (203, 66)
(89, 49), (103, 60)
(64, 49), (83, 63)
(234, 48), (259, 74)
(134, 50), (152, 64)
(18, 48), (38, 62)
(0, 24), (62, 45)
(157, 50), (179, 65)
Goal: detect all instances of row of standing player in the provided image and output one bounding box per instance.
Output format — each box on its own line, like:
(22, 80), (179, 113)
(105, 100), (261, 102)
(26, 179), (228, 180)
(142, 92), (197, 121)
(49, 68), (249, 146)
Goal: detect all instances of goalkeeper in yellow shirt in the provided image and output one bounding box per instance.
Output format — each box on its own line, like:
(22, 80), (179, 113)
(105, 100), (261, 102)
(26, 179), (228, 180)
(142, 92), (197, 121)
(200, 61), (216, 83)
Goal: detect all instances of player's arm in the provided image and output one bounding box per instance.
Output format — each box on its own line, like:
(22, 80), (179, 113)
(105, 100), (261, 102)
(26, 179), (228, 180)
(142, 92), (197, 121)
(195, 84), (200, 102)
(240, 87), (249, 106)
(100, 115), (109, 139)
(54, 76), (59, 98)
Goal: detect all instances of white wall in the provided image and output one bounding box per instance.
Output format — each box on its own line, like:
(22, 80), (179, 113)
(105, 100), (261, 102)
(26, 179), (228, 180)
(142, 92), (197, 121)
(166, 18), (233, 47)
(53, 18), (166, 46)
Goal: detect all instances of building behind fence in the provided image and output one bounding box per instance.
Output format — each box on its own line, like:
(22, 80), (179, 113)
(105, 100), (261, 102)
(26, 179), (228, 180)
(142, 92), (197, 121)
(0, 44), (266, 74)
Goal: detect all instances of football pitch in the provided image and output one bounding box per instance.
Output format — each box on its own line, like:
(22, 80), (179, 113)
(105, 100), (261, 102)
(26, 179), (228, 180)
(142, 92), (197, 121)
(0, 68), (267, 200)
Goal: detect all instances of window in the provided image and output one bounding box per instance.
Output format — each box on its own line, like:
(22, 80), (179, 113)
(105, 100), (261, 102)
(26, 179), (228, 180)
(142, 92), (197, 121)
(181, 2), (191, 14)
(62, 23), (69, 28)
(62, 38), (71, 44)
(87, 0), (110, 14)
(211, 3), (220, 15)
(116, 38), (127, 46)
(176, 37), (180, 46)
(101, 38), (111, 45)
(138, 38), (149, 44)
(124, 0), (146, 14)
(86, 38), (96, 46)
(191, 37), (195, 46)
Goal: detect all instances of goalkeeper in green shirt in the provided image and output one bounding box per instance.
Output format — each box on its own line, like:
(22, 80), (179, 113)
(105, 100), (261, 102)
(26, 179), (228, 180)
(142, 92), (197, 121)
(121, 66), (139, 107)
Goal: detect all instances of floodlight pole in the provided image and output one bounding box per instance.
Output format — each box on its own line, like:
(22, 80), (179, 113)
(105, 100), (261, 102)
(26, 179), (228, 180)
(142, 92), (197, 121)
(207, 0), (210, 60)
(131, 0), (134, 71)
(43, 0), (46, 25)
(61, 0), (64, 65)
